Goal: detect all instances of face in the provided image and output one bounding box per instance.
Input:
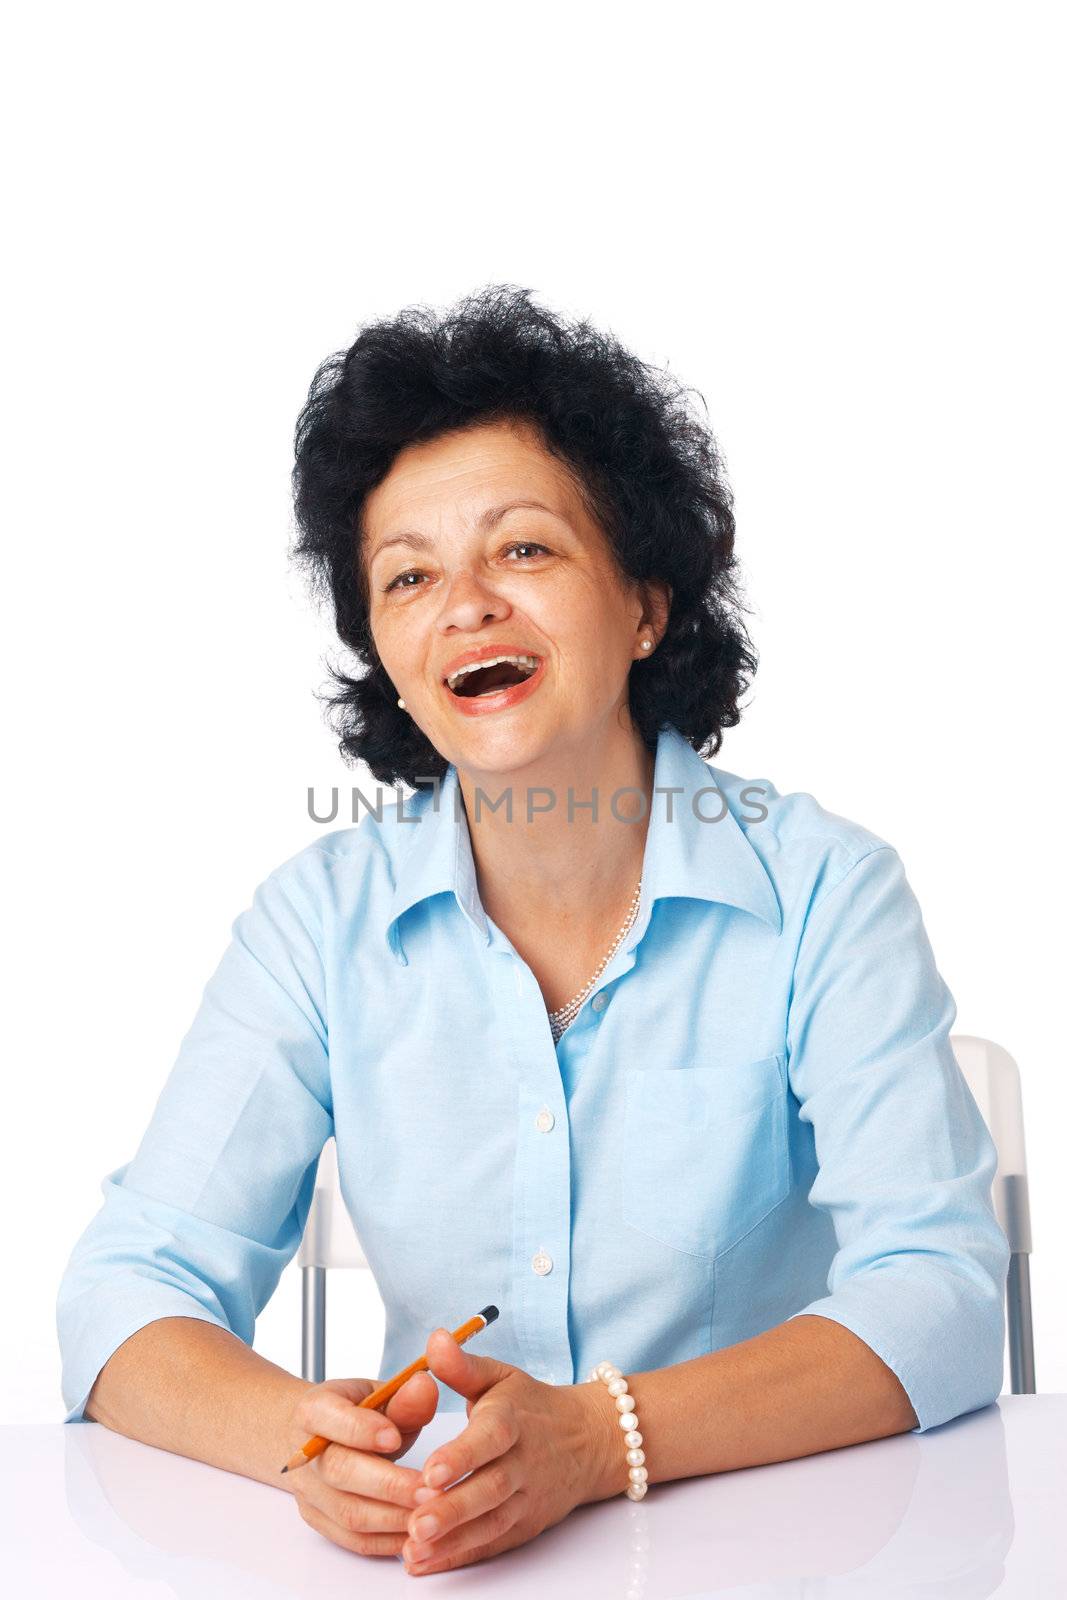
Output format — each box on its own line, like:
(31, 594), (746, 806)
(362, 418), (669, 776)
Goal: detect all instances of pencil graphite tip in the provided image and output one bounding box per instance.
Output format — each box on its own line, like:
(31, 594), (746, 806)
(479, 1305), (499, 1327)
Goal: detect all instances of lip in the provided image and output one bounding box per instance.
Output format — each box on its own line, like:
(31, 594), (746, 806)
(440, 642), (544, 681)
(442, 654), (547, 717)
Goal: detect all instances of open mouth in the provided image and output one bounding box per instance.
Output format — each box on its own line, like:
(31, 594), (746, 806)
(444, 655), (542, 698)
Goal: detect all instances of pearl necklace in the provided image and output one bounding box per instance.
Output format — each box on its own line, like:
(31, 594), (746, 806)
(547, 878), (642, 1043)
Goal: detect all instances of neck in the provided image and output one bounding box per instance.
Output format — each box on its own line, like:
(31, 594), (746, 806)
(454, 719), (655, 938)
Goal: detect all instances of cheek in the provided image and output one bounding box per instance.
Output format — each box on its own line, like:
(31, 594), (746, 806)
(538, 577), (631, 646)
(372, 612), (421, 679)
(554, 620), (634, 685)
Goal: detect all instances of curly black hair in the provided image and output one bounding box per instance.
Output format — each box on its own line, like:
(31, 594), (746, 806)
(290, 284), (758, 790)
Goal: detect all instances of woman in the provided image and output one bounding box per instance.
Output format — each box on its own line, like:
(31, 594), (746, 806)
(57, 285), (1009, 1577)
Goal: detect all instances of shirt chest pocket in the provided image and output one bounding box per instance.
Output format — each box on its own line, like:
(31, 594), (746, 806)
(621, 1055), (791, 1260)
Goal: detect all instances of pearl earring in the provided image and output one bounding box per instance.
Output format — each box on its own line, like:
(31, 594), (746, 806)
(641, 638), (652, 650)
(397, 697), (406, 709)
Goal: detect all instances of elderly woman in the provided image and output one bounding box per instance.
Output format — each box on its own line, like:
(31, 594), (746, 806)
(57, 285), (1009, 1577)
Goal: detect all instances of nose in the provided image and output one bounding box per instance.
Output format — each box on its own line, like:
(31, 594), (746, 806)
(434, 569), (513, 635)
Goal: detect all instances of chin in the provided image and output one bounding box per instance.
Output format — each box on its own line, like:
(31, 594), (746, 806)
(449, 722), (561, 776)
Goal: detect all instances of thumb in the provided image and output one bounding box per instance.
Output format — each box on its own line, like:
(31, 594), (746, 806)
(423, 1326), (516, 1402)
(384, 1368), (439, 1434)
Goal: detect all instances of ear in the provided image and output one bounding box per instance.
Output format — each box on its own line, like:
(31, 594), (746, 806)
(643, 579), (672, 640)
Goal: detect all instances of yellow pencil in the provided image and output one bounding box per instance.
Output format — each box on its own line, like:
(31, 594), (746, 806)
(280, 1304), (499, 1474)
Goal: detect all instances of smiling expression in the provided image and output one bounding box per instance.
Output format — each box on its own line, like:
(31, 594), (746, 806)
(362, 418), (668, 775)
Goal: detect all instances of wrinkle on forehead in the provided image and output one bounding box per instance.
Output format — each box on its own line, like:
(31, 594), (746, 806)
(361, 419), (599, 574)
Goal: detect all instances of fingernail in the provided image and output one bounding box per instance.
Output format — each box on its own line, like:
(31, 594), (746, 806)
(414, 1515), (439, 1540)
(425, 1462), (450, 1486)
(413, 1486), (440, 1504)
(376, 1428), (400, 1448)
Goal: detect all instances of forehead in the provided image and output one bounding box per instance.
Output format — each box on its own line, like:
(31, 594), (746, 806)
(363, 419), (581, 536)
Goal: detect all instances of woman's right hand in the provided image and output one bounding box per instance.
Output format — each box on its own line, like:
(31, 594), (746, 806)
(285, 1370), (444, 1559)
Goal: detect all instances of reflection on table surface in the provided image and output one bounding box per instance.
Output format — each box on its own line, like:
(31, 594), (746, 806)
(4, 1396), (1066, 1597)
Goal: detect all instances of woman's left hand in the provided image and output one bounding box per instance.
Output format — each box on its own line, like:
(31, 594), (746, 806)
(401, 1328), (615, 1575)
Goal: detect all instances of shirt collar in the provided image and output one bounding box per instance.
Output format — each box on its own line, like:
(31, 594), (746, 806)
(384, 720), (781, 965)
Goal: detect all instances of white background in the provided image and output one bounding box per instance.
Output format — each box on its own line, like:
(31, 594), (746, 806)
(3, 1), (1063, 1423)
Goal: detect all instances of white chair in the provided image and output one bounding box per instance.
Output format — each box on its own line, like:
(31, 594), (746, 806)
(950, 1033), (1036, 1393)
(296, 1034), (1036, 1395)
(296, 1135), (368, 1384)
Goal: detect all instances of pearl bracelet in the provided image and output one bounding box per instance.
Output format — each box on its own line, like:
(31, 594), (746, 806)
(587, 1361), (649, 1500)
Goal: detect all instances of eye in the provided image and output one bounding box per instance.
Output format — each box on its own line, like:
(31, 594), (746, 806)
(501, 540), (550, 561)
(382, 569), (425, 593)
(381, 542), (549, 594)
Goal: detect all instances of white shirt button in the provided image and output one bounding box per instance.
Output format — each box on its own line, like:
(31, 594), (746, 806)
(592, 992), (608, 1012)
(535, 1108), (555, 1132)
(532, 1250), (553, 1275)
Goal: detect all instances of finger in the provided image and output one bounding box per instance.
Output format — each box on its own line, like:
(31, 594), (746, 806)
(294, 1385), (406, 1457)
(420, 1399), (517, 1490)
(384, 1369), (439, 1435)
(407, 1448), (518, 1547)
(422, 1326), (516, 1407)
(405, 1491), (527, 1574)
(313, 1440), (424, 1508)
(296, 1487), (408, 1560)
(308, 1460), (414, 1532)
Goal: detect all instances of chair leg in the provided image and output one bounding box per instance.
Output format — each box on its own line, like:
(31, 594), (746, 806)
(1007, 1252), (1036, 1394)
(302, 1265), (326, 1384)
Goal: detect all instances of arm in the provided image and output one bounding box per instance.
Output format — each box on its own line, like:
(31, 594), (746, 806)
(85, 1315), (313, 1495)
(778, 844), (1009, 1434)
(583, 1312), (917, 1499)
(56, 860), (333, 1433)
(589, 843), (1006, 1493)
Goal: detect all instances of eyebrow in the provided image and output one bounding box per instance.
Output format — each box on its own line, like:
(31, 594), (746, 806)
(369, 499), (564, 565)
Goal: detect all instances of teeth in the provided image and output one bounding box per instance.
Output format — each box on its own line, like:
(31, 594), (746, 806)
(446, 653), (540, 691)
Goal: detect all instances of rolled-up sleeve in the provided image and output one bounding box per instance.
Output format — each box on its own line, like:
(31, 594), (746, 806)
(784, 844), (1010, 1433)
(56, 862), (333, 1423)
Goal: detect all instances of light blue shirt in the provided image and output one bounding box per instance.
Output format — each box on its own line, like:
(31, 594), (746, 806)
(56, 722), (1009, 1432)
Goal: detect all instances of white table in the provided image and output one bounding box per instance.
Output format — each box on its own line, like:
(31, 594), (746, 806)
(3, 1396), (1064, 1596)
